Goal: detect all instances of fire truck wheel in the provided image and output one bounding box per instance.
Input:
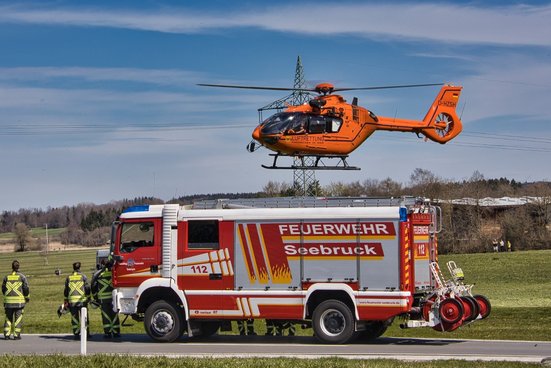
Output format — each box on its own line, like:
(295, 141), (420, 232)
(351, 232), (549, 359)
(312, 300), (355, 344)
(144, 300), (184, 343)
(473, 294), (491, 319)
(438, 298), (464, 324)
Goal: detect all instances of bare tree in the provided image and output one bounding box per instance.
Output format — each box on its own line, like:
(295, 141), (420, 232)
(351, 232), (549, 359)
(14, 223), (32, 252)
(378, 177), (403, 197)
(409, 168), (443, 200)
(262, 181), (291, 197)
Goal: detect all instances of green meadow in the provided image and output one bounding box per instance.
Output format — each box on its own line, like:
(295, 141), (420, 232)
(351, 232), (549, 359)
(0, 356), (544, 368)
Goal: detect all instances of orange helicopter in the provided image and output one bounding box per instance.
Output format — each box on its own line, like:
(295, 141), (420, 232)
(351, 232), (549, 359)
(198, 82), (463, 170)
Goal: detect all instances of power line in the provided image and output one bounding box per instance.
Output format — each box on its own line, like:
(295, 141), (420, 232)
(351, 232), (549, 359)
(374, 133), (551, 153)
(0, 123), (250, 136)
(451, 141), (551, 153)
(462, 131), (551, 144)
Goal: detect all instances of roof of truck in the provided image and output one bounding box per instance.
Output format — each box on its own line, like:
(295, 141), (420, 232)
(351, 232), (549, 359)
(120, 204), (405, 221)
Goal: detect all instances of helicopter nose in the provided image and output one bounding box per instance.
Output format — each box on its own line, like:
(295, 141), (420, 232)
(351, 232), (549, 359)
(252, 126), (261, 141)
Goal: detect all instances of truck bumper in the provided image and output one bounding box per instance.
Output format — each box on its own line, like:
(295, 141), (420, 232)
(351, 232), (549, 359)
(113, 288), (138, 314)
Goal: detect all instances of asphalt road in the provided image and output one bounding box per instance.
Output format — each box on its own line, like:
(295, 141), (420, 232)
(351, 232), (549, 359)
(1, 334), (550, 363)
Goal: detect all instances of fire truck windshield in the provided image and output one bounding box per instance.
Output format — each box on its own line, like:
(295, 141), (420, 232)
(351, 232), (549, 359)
(120, 221), (154, 253)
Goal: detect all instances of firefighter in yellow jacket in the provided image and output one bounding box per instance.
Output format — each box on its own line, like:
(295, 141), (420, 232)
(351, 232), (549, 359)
(64, 262), (91, 339)
(2, 260), (29, 340)
(91, 259), (120, 338)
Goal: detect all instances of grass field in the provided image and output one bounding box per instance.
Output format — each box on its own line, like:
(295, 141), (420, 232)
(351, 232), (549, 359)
(0, 249), (549, 340)
(0, 227), (66, 240)
(0, 355), (544, 368)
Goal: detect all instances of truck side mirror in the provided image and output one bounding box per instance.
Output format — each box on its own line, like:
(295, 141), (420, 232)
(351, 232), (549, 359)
(112, 255), (123, 262)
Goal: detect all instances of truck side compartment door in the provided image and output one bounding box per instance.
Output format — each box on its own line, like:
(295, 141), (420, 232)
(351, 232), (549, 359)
(177, 219), (234, 317)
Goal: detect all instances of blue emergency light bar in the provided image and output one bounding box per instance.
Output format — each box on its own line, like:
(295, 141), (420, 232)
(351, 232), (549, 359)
(122, 205), (150, 213)
(399, 207), (407, 222)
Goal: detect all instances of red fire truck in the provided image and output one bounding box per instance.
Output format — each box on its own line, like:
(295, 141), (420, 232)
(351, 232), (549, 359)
(110, 197), (489, 343)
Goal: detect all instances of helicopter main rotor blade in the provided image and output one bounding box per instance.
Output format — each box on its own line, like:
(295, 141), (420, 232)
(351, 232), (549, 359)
(334, 83), (444, 92)
(197, 83), (314, 92)
(198, 82), (445, 93)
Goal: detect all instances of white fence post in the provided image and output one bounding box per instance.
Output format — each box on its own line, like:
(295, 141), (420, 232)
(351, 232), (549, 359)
(80, 307), (87, 355)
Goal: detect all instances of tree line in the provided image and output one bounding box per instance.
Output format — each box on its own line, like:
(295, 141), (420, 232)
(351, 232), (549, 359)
(263, 169), (550, 253)
(2, 169), (550, 253)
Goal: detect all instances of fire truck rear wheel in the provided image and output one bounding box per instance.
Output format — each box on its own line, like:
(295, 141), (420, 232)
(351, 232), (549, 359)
(144, 300), (184, 343)
(312, 300), (355, 344)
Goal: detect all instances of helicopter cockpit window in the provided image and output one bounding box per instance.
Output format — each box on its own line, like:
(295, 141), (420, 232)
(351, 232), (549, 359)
(261, 112), (309, 135)
(261, 112), (342, 135)
(261, 112), (295, 135)
(287, 115), (308, 134)
(120, 222), (154, 253)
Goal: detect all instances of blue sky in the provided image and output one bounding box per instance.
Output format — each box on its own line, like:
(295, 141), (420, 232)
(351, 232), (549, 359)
(1, 1), (550, 211)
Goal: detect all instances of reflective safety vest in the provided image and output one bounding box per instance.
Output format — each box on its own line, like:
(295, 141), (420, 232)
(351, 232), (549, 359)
(95, 269), (113, 302)
(3, 272), (27, 307)
(67, 272), (87, 305)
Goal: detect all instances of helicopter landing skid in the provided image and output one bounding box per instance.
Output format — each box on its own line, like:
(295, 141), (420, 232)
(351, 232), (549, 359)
(262, 154), (360, 170)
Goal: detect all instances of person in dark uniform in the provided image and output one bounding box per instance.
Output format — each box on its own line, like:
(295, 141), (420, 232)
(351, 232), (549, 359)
(64, 262), (91, 339)
(91, 259), (120, 338)
(2, 260), (29, 340)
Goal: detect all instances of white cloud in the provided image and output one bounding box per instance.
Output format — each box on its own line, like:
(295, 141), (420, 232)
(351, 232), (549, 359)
(1, 3), (550, 46)
(459, 54), (551, 123)
(0, 67), (206, 87)
(0, 77), (266, 125)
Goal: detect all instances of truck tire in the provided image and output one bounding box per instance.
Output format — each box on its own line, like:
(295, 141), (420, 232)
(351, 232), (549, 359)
(144, 300), (184, 342)
(312, 300), (355, 344)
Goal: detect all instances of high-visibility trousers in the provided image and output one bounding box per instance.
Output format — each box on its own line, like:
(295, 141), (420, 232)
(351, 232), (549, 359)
(4, 308), (23, 338)
(100, 301), (120, 335)
(69, 305), (89, 335)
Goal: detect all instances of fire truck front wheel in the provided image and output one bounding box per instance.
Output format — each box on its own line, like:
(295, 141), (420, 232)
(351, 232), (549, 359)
(312, 300), (355, 344)
(144, 300), (184, 343)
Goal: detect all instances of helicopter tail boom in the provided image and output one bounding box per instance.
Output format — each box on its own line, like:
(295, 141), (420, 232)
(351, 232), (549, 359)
(420, 85), (463, 143)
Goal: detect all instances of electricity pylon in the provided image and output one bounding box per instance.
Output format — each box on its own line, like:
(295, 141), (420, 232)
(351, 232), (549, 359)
(258, 56), (318, 196)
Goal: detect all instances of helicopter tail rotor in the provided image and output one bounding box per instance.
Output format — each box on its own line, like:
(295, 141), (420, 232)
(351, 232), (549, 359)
(421, 85), (463, 143)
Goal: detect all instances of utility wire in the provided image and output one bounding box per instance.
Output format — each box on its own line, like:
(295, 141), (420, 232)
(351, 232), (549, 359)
(1, 122), (550, 153)
(462, 131), (551, 144)
(0, 123), (250, 135)
(374, 132), (551, 153)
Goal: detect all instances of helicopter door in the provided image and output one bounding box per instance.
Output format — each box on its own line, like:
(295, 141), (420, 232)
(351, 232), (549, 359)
(308, 116), (326, 134)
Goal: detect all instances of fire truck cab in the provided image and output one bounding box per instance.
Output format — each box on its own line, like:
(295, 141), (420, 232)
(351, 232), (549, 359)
(109, 197), (488, 343)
